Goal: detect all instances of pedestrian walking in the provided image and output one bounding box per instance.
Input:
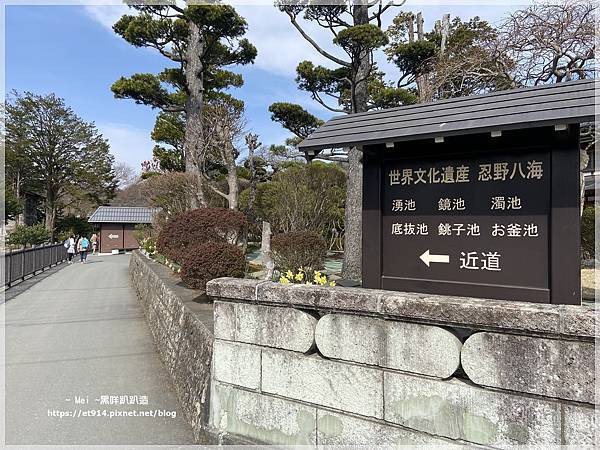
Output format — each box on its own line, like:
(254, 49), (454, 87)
(91, 233), (98, 255)
(78, 236), (90, 263)
(65, 235), (76, 264)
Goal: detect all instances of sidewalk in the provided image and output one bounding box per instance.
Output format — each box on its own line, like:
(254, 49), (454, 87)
(3, 254), (194, 445)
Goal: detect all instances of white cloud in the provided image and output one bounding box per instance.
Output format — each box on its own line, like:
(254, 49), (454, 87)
(237, 5), (346, 77)
(82, 4), (334, 77)
(97, 123), (154, 173)
(82, 4), (128, 31)
(81, 2), (524, 77)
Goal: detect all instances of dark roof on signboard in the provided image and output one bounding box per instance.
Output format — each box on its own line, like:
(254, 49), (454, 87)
(88, 206), (159, 224)
(298, 79), (596, 152)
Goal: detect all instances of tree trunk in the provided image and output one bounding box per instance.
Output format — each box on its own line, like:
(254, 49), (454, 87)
(339, 3), (370, 281)
(352, 4), (370, 114)
(218, 124), (239, 210)
(184, 21), (207, 208)
(15, 172), (23, 225)
(416, 12), (424, 39)
(342, 146), (363, 280)
(415, 13), (433, 102)
(408, 13), (414, 44)
(246, 139), (258, 219)
(261, 221), (274, 281)
(44, 197), (56, 240)
(225, 157), (239, 210)
(440, 14), (451, 54)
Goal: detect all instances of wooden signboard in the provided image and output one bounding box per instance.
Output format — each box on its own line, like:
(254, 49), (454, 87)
(362, 126), (581, 304)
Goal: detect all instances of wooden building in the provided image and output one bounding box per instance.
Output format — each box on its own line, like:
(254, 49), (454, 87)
(88, 206), (158, 254)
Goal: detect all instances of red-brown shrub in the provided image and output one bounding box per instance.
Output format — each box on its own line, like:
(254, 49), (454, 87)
(271, 231), (327, 272)
(180, 241), (245, 290)
(156, 208), (247, 263)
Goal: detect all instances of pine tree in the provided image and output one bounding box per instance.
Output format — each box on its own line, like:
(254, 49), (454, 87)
(111, 3), (256, 206)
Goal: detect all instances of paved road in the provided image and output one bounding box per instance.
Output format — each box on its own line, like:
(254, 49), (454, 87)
(3, 254), (194, 445)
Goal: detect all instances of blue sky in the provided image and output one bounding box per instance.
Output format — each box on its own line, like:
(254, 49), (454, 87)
(5, 2), (526, 172)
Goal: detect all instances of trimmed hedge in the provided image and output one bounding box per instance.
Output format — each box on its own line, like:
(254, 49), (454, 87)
(180, 241), (245, 290)
(156, 207), (247, 263)
(271, 231), (327, 273)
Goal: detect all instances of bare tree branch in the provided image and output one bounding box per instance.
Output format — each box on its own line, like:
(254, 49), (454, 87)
(284, 10), (351, 67)
(499, 1), (596, 85)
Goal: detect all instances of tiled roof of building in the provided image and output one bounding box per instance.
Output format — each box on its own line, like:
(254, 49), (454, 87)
(88, 206), (159, 224)
(299, 79), (596, 152)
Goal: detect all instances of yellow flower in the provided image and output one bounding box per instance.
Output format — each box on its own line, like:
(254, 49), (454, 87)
(279, 276), (290, 284)
(313, 271), (328, 285)
(294, 272), (304, 281)
(286, 270), (293, 278)
(329, 281), (336, 287)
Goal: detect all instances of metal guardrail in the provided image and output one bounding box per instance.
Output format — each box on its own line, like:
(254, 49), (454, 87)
(3, 243), (68, 287)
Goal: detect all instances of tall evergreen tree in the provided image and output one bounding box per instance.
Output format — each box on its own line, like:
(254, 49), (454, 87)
(151, 111), (185, 172)
(111, 2), (256, 206)
(269, 103), (324, 141)
(5, 92), (116, 236)
(385, 13), (515, 101)
(276, 1), (410, 280)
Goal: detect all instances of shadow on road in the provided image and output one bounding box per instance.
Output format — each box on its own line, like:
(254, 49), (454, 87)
(4, 262), (69, 303)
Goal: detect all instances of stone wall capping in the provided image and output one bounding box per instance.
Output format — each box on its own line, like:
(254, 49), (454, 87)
(380, 292), (597, 339)
(256, 282), (390, 312)
(206, 277), (263, 301)
(208, 278), (596, 339)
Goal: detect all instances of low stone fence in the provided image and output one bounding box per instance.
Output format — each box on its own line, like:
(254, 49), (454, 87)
(129, 251), (214, 443)
(206, 278), (597, 447)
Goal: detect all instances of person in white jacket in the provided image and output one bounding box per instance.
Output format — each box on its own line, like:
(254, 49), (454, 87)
(66, 235), (76, 264)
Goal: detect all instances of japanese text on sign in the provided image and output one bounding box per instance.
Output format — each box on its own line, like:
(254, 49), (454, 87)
(389, 160), (544, 186)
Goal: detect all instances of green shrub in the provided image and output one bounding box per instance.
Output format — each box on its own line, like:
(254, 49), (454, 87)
(240, 162), (346, 245)
(133, 223), (154, 243)
(156, 207), (247, 263)
(7, 223), (51, 248)
(55, 215), (93, 241)
(581, 206), (596, 259)
(180, 241), (245, 290)
(140, 236), (157, 256)
(3, 186), (22, 223)
(271, 231), (327, 273)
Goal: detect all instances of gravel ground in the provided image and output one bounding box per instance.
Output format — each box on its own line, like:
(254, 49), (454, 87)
(581, 268), (597, 302)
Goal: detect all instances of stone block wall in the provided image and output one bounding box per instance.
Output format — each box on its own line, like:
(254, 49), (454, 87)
(129, 251), (214, 443)
(206, 278), (598, 447)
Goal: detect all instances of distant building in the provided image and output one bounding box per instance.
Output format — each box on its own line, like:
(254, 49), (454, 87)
(88, 206), (158, 253)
